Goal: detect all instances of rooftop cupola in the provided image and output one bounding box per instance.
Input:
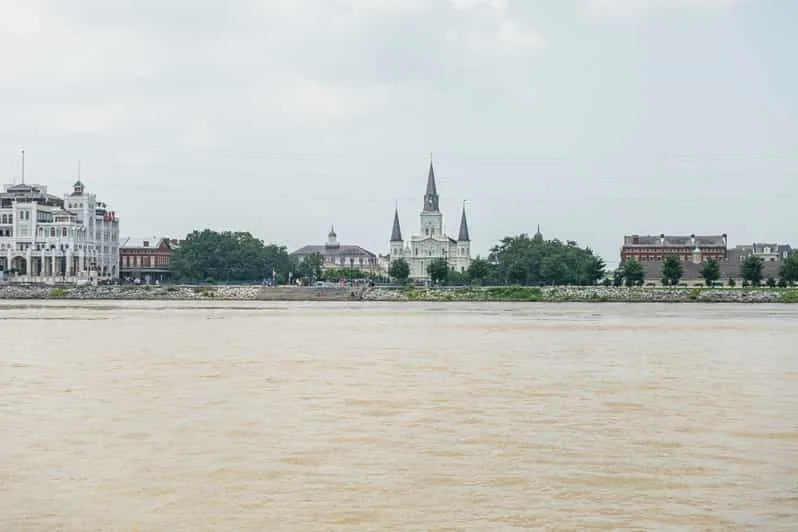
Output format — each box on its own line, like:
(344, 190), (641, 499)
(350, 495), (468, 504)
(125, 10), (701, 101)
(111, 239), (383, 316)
(326, 225), (339, 249)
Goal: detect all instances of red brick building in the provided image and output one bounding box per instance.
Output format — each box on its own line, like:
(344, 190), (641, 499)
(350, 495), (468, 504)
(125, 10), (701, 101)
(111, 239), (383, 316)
(621, 234), (727, 264)
(119, 237), (178, 283)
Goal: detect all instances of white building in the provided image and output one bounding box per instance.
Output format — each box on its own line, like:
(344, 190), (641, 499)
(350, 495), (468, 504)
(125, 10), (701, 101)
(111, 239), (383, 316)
(389, 162), (471, 280)
(0, 180), (120, 283)
(291, 227), (379, 274)
(733, 243), (792, 262)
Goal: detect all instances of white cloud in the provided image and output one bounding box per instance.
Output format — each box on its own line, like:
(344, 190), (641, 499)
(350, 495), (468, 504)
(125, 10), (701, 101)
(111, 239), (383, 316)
(450, 0), (506, 14)
(29, 100), (132, 135)
(586, 0), (740, 16)
(496, 19), (546, 52)
(0, 0), (40, 36)
(249, 76), (376, 124)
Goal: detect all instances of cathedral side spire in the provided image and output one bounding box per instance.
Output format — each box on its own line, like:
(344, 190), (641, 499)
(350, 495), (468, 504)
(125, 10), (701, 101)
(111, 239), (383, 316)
(390, 207), (403, 242)
(458, 206), (470, 242)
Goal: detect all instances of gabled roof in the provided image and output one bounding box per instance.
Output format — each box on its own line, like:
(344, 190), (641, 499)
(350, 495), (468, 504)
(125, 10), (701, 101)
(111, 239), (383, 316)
(120, 237), (173, 250)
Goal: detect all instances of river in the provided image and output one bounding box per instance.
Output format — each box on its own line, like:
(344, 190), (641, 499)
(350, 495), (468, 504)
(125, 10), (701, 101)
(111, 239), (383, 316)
(1, 301), (797, 530)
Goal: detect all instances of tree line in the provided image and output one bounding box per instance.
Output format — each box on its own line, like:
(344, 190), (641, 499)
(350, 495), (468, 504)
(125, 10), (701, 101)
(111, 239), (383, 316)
(390, 233), (606, 286)
(617, 253), (798, 287)
(168, 228), (798, 287)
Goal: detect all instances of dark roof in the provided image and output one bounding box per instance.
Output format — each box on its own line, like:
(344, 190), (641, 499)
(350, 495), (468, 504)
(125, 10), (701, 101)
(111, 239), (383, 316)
(390, 208), (403, 242)
(423, 161), (440, 212)
(624, 234), (727, 247)
(6, 183), (37, 192)
(458, 207), (470, 241)
(426, 162), (437, 196)
(291, 244), (376, 258)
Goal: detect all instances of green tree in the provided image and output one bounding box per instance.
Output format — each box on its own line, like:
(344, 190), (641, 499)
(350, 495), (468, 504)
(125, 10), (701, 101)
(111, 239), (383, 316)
(388, 258), (410, 284)
(661, 255), (683, 286)
(323, 268), (367, 282)
(779, 253), (798, 285)
(170, 229), (291, 283)
(427, 258), (449, 285)
(700, 258), (721, 286)
(583, 256), (606, 285)
(766, 276), (776, 288)
(622, 259), (644, 287)
(488, 233), (606, 286)
(741, 255), (764, 286)
(466, 257), (491, 284)
(447, 269), (469, 285)
(295, 252), (324, 283)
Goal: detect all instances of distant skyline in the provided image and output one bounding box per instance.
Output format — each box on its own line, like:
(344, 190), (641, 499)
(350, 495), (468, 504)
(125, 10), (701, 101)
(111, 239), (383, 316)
(1, 0), (796, 267)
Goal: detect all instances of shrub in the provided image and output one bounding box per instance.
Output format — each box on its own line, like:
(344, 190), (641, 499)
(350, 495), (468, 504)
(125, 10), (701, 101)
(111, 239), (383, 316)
(778, 278), (788, 288)
(485, 286), (542, 301)
(779, 290), (798, 303)
(727, 278), (736, 287)
(49, 288), (68, 298)
(766, 277), (776, 288)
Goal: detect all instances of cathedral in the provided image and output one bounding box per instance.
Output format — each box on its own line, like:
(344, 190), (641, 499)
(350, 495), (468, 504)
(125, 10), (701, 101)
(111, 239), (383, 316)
(389, 162), (471, 280)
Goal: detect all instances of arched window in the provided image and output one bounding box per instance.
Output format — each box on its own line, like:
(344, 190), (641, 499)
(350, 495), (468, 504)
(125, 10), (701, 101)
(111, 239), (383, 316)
(50, 228), (55, 237)
(62, 228), (67, 237)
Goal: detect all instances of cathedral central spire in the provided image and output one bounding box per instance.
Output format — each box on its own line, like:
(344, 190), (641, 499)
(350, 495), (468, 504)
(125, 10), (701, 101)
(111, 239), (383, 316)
(423, 161), (439, 212)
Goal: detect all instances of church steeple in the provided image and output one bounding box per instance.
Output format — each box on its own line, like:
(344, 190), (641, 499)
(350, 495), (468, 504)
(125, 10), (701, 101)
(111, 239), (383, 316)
(458, 206), (470, 242)
(423, 161), (439, 212)
(390, 208), (403, 242)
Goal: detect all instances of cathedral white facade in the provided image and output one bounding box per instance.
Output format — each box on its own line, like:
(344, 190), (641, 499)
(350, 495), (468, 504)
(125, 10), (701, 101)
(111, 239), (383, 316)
(389, 162), (471, 280)
(0, 180), (120, 283)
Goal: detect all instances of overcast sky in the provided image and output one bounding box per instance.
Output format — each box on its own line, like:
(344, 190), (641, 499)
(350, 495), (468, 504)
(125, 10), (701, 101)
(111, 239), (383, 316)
(1, 0), (796, 266)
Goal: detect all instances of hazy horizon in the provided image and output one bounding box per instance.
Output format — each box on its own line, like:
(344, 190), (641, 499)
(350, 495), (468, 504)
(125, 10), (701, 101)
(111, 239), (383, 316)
(2, 0), (796, 267)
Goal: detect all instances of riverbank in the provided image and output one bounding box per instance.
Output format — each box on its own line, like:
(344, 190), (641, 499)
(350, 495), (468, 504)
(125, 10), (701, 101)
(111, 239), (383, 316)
(364, 286), (798, 303)
(1, 284), (797, 303)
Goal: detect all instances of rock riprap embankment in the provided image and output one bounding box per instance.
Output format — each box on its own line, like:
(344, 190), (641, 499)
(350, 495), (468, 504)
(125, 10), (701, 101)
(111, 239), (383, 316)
(0, 284), (794, 302)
